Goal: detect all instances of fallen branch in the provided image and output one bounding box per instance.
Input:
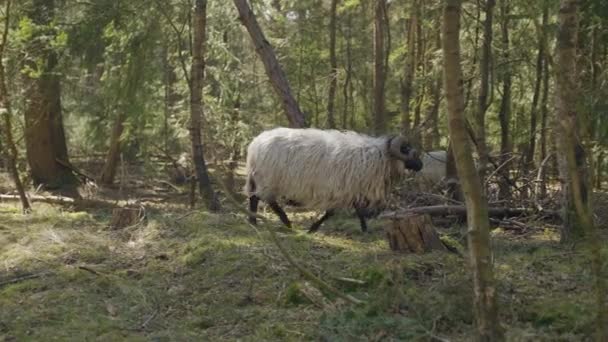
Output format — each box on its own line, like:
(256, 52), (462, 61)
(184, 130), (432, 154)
(139, 308), (159, 331)
(77, 265), (101, 275)
(380, 205), (559, 220)
(0, 194), (75, 204)
(0, 272), (51, 287)
(56, 158), (96, 183)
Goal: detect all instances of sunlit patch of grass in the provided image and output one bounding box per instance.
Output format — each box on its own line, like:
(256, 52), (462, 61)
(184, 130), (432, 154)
(1, 198), (606, 341)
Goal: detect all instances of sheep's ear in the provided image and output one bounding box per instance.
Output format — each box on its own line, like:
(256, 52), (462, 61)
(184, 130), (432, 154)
(385, 135), (398, 151)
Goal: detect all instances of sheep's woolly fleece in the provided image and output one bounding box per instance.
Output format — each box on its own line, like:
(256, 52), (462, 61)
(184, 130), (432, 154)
(244, 127), (406, 210)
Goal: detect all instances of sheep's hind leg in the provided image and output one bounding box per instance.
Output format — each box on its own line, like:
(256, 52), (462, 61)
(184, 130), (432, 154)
(248, 195), (259, 225)
(354, 207), (368, 232)
(307, 210), (335, 233)
(268, 201), (292, 228)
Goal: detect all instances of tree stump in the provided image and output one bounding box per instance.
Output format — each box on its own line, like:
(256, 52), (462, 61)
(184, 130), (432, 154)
(109, 206), (144, 229)
(385, 214), (447, 253)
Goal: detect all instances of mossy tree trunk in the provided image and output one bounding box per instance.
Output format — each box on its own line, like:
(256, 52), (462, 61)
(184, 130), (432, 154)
(497, 2), (512, 200)
(554, 0), (591, 242)
(474, 0), (494, 183)
(441, 1), (504, 340)
(554, 2), (607, 338)
(99, 113), (125, 185)
(326, 0), (338, 129)
(0, 0), (30, 212)
(525, 5), (548, 177)
(373, 0), (387, 134)
(23, 0), (78, 196)
(386, 214), (447, 253)
(190, 0), (219, 212)
(423, 20), (442, 150)
(401, 3), (416, 135)
(233, 0), (305, 128)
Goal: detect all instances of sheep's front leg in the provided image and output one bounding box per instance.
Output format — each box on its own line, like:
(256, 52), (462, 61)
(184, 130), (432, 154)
(354, 207), (368, 232)
(248, 195), (259, 225)
(307, 210), (335, 233)
(268, 201), (292, 228)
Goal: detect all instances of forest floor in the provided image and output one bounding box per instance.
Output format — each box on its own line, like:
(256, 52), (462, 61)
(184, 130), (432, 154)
(1, 172), (607, 341)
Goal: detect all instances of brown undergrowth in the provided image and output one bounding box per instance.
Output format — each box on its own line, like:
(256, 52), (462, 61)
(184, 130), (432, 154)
(0, 170), (606, 340)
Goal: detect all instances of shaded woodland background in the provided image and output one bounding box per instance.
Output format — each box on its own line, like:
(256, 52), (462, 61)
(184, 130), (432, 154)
(0, 0), (605, 197)
(0, 0), (607, 340)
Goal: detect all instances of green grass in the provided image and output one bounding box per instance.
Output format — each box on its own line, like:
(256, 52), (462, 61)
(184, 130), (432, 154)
(0, 201), (605, 341)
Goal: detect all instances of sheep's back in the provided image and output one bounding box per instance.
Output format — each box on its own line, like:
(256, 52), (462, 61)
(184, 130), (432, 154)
(245, 128), (399, 209)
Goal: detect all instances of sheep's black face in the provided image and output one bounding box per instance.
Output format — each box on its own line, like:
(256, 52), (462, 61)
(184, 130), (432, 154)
(400, 146), (423, 172)
(404, 154), (423, 172)
(387, 136), (423, 172)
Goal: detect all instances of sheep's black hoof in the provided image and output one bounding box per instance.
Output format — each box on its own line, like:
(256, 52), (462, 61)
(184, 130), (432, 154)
(248, 217), (257, 226)
(307, 225), (320, 234)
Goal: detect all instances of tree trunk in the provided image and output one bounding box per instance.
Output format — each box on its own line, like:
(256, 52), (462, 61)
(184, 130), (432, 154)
(23, 0), (78, 196)
(99, 114), (125, 185)
(373, 0), (387, 134)
(0, 0), (30, 212)
(497, 2), (511, 200)
(554, 0), (590, 242)
(412, 6), (425, 143)
(596, 151), (604, 190)
(554, 1), (607, 338)
(441, 1), (504, 340)
(386, 214), (447, 253)
(190, 0), (219, 212)
(538, 40), (550, 200)
(326, 0), (338, 129)
(233, 0), (305, 128)
(424, 71), (441, 150)
(401, 9), (416, 135)
(424, 23), (442, 150)
(342, 11), (353, 129)
(525, 7), (548, 174)
(163, 45), (179, 151)
(474, 0), (494, 183)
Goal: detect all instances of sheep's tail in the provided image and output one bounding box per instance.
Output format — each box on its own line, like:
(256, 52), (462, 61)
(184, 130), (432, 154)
(244, 171), (256, 196)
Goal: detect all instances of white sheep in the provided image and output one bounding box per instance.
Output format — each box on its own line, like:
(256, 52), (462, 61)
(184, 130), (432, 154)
(417, 150), (447, 189)
(244, 127), (423, 232)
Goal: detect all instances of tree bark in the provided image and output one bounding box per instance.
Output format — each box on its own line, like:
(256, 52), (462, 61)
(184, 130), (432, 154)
(446, 142), (463, 202)
(326, 0), (338, 129)
(538, 39), (550, 200)
(23, 0), (78, 196)
(386, 214), (447, 253)
(554, 0), (590, 242)
(99, 114), (125, 185)
(525, 7), (548, 174)
(596, 151), (604, 190)
(163, 44), (179, 151)
(233, 0), (305, 128)
(412, 6), (425, 143)
(401, 8), (417, 135)
(497, 2), (512, 200)
(373, 0), (387, 134)
(554, 1), (607, 338)
(190, 0), (219, 211)
(0, 0), (30, 212)
(441, 1), (504, 340)
(381, 205), (559, 220)
(424, 23), (442, 150)
(342, 11), (353, 129)
(474, 0), (495, 183)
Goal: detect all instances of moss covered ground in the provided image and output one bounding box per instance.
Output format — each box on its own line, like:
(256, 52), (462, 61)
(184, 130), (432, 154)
(0, 198), (606, 341)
